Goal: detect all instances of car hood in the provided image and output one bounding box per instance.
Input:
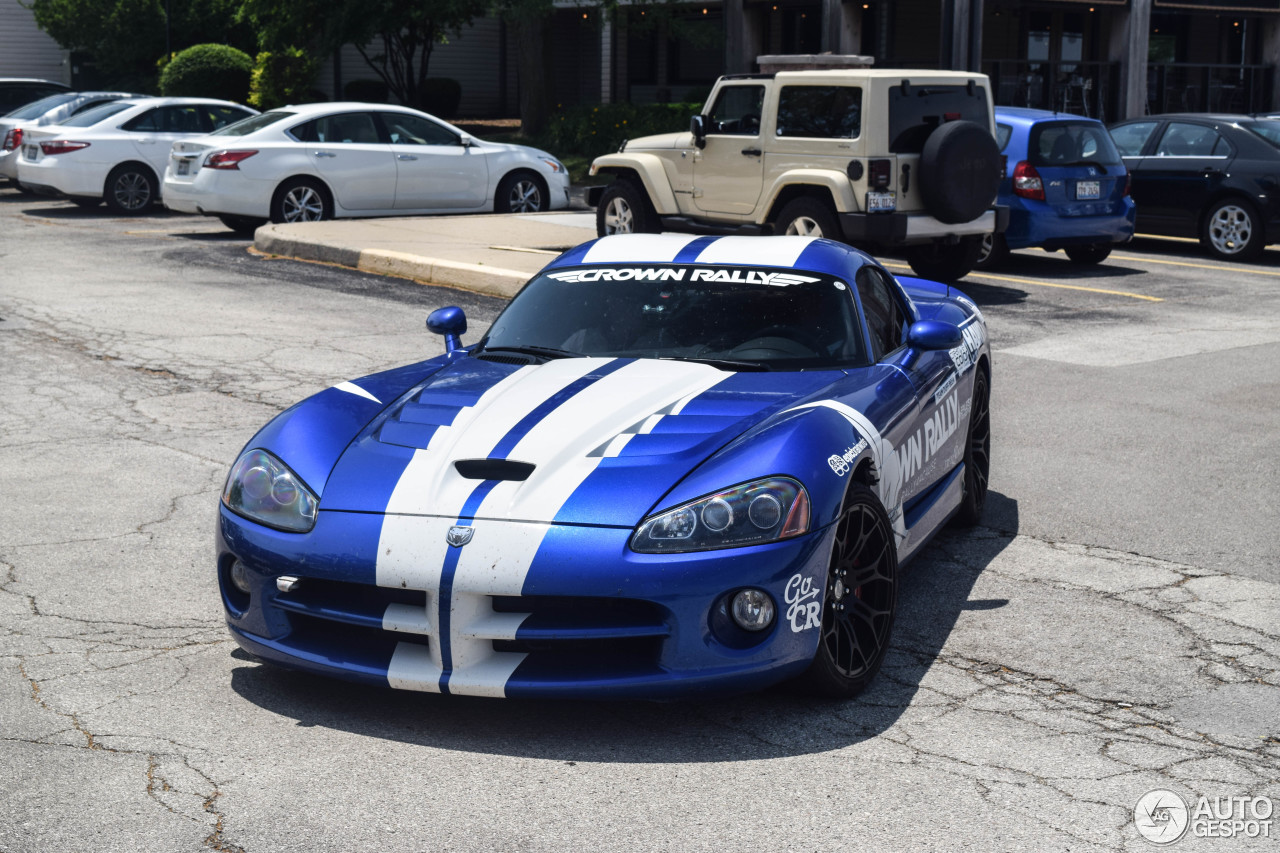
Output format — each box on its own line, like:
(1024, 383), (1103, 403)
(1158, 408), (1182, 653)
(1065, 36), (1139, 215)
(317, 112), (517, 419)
(320, 355), (843, 526)
(624, 131), (692, 150)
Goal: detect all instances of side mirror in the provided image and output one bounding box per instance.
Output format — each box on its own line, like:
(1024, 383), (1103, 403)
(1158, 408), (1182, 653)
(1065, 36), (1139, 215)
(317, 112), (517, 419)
(690, 114), (707, 149)
(906, 320), (963, 351)
(427, 306), (467, 354)
(458, 134), (473, 149)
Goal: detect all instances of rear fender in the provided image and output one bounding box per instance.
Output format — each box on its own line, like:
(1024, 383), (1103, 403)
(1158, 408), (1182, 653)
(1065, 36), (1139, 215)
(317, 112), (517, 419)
(762, 170), (858, 222)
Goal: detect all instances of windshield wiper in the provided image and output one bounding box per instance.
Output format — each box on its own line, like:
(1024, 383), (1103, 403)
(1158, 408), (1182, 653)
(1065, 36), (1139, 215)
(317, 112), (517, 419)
(1059, 160), (1109, 173)
(477, 344), (580, 360)
(661, 356), (771, 372)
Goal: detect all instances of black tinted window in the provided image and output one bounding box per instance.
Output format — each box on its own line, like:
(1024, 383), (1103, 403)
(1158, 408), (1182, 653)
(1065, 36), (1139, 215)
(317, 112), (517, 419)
(60, 101), (134, 127)
(212, 111), (294, 137)
(290, 112), (381, 143)
(706, 86), (765, 136)
(209, 106), (253, 130)
(889, 84), (990, 153)
(996, 123), (1012, 150)
(776, 86), (861, 139)
(1156, 122), (1229, 157)
(380, 112), (457, 145)
(8, 93), (76, 119)
(856, 266), (909, 361)
(1030, 121), (1121, 166)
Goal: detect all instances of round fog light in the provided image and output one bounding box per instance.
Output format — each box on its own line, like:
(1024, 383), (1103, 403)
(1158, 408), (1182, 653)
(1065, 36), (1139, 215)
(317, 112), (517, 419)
(229, 559), (253, 595)
(730, 588), (775, 632)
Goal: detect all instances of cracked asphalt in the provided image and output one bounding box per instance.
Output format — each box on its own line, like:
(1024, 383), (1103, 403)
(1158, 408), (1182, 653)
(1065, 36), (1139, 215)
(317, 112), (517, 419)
(1, 194), (1277, 852)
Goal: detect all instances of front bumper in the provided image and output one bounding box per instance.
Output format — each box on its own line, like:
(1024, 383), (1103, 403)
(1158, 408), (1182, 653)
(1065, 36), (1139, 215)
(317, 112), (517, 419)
(219, 506), (835, 699)
(839, 206), (1010, 245)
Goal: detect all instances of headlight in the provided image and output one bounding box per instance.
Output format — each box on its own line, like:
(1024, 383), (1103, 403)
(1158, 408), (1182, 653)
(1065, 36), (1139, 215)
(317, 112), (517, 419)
(631, 477), (809, 553)
(222, 449), (318, 533)
(541, 157), (565, 173)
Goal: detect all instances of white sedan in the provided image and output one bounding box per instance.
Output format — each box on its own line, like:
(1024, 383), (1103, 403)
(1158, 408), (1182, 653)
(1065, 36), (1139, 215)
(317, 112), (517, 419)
(16, 97), (257, 213)
(161, 102), (571, 233)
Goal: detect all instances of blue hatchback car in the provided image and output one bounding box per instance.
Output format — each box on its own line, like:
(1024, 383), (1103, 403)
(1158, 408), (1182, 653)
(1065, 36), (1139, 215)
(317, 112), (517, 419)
(978, 107), (1135, 269)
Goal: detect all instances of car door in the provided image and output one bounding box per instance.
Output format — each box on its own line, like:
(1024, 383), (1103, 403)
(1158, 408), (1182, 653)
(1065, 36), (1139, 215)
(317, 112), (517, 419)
(377, 112), (488, 209)
(1110, 120), (1161, 231)
(289, 111), (396, 211)
(1132, 121), (1234, 237)
(693, 84), (766, 215)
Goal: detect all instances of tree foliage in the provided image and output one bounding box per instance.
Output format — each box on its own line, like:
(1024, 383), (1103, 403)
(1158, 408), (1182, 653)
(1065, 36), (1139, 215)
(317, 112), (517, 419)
(249, 48), (322, 110)
(159, 43), (253, 102)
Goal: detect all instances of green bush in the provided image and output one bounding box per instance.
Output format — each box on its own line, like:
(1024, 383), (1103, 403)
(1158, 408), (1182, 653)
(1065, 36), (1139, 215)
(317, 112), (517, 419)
(422, 78), (461, 118)
(159, 44), (253, 102)
(542, 101), (701, 160)
(249, 48), (320, 110)
(344, 79), (388, 103)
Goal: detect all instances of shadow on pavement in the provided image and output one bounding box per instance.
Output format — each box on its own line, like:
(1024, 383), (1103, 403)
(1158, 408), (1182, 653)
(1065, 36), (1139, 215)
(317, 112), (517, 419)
(229, 492), (1019, 761)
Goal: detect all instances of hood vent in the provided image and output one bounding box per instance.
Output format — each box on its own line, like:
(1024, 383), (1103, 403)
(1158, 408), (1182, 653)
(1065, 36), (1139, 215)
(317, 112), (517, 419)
(454, 458), (536, 481)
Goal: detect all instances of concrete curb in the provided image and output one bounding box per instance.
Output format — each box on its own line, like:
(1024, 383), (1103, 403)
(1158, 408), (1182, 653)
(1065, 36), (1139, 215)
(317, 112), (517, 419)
(254, 224), (531, 298)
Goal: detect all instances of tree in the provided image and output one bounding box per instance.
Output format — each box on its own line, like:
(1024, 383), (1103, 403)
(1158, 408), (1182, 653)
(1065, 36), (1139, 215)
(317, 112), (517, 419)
(239, 0), (487, 111)
(490, 0), (555, 136)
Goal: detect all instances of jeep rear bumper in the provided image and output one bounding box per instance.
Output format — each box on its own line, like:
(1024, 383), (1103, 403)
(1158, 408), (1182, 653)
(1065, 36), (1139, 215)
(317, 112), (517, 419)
(839, 206), (1009, 245)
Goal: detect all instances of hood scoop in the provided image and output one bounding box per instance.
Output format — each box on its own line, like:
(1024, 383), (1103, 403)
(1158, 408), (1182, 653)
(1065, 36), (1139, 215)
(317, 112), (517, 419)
(454, 458), (535, 481)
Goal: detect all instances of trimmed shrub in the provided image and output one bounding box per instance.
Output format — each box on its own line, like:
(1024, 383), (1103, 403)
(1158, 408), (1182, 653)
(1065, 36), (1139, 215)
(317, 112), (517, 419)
(344, 79), (388, 103)
(422, 78), (461, 118)
(542, 102), (701, 159)
(249, 48), (321, 110)
(159, 44), (253, 102)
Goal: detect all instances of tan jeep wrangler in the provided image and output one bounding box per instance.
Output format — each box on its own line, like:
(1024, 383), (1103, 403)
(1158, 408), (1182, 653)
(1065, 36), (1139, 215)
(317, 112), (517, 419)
(588, 66), (1008, 281)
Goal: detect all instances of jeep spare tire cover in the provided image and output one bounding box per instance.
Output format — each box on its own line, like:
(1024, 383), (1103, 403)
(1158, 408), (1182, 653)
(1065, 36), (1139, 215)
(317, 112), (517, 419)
(917, 120), (1001, 224)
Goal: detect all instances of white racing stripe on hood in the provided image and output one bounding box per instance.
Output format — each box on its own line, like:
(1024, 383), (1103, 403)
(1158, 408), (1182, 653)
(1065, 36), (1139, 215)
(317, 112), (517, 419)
(691, 236), (816, 267)
(582, 234), (704, 263)
(333, 381), (381, 404)
(475, 359), (728, 522)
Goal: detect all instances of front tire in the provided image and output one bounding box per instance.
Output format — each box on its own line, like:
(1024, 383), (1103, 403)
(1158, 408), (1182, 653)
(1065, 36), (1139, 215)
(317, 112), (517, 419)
(906, 237), (981, 282)
(1064, 243), (1113, 265)
(1201, 198), (1264, 261)
(775, 196), (840, 238)
(271, 177), (331, 224)
(797, 483), (898, 698)
(495, 170), (549, 213)
(952, 368), (991, 526)
(104, 163), (158, 214)
(595, 179), (656, 236)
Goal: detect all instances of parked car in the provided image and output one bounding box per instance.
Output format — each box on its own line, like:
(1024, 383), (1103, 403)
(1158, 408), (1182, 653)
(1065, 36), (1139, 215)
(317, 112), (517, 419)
(16, 97), (257, 213)
(215, 233), (992, 699)
(162, 102), (571, 233)
(1108, 113), (1280, 260)
(976, 107), (1135, 269)
(0, 78), (71, 116)
(1, 91), (139, 186)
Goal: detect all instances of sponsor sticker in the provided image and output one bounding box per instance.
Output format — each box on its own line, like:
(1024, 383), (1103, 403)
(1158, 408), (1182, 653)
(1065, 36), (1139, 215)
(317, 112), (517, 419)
(827, 437), (869, 476)
(784, 572), (822, 632)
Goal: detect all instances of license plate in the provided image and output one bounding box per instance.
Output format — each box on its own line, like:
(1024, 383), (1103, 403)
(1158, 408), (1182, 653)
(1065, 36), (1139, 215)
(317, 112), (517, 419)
(176, 158), (190, 176)
(22, 144), (37, 161)
(1076, 180), (1100, 200)
(867, 191), (896, 213)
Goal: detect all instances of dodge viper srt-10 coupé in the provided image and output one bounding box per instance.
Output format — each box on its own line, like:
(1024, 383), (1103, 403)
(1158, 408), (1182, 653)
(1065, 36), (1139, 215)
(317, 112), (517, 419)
(217, 234), (991, 699)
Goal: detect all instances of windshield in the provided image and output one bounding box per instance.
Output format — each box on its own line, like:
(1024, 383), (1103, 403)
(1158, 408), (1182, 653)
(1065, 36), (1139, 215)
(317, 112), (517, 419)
(211, 110), (294, 137)
(7, 93), (76, 119)
(1029, 120), (1122, 167)
(1243, 120), (1280, 150)
(479, 265), (868, 370)
(59, 101), (134, 127)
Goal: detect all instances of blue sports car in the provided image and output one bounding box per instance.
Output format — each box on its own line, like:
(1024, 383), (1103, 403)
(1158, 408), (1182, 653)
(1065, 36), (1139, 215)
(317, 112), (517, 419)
(977, 106), (1135, 269)
(217, 235), (992, 699)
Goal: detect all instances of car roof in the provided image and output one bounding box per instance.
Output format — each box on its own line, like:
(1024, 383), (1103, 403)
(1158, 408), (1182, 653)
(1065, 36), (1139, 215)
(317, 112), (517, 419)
(275, 101), (434, 117)
(0, 78), (71, 85)
(995, 106), (1104, 126)
(110, 96), (250, 108)
(544, 234), (877, 278)
(1115, 112), (1260, 125)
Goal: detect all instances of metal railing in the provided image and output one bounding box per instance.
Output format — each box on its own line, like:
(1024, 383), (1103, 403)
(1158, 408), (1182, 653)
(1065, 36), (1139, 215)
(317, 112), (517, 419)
(984, 60), (1120, 123)
(1146, 63), (1272, 115)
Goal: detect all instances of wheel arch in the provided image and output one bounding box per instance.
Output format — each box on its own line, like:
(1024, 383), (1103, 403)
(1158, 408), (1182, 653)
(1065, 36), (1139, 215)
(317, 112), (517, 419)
(1197, 191), (1261, 233)
(272, 173), (335, 213)
(104, 159), (159, 191)
(762, 171), (856, 224)
(590, 154), (679, 214)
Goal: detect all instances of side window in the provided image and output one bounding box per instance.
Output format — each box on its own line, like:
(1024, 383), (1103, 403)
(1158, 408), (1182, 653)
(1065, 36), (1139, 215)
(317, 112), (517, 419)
(122, 108), (162, 132)
(776, 86), (861, 139)
(289, 112), (381, 144)
(855, 267), (910, 362)
(706, 85), (765, 136)
(380, 112), (457, 145)
(996, 123), (1012, 151)
(1110, 121), (1158, 156)
(159, 106), (205, 133)
(208, 106), (253, 130)
(1156, 122), (1225, 157)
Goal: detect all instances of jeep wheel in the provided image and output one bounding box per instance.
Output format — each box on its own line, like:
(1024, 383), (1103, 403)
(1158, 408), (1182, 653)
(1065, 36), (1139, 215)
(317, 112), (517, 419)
(775, 197), (840, 238)
(906, 237), (981, 282)
(596, 180), (656, 236)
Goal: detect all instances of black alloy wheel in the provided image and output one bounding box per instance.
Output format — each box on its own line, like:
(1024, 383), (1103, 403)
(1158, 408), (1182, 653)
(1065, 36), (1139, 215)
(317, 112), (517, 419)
(953, 368), (991, 526)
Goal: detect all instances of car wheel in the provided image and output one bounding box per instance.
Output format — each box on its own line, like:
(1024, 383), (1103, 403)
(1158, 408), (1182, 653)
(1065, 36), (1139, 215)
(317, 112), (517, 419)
(973, 232), (1008, 270)
(775, 197), (840, 238)
(104, 163), (157, 214)
(496, 170), (549, 213)
(952, 368), (991, 527)
(218, 215), (268, 235)
(906, 237), (981, 282)
(271, 178), (331, 224)
(797, 482), (898, 698)
(1201, 199), (1264, 261)
(1063, 243), (1113, 264)
(596, 179), (656, 236)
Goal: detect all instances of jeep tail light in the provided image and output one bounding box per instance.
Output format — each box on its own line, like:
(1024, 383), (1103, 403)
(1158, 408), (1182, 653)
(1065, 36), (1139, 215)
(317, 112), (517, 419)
(204, 149), (258, 170)
(39, 140), (90, 155)
(2, 127), (20, 151)
(868, 158), (892, 190)
(1012, 161), (1044, 201)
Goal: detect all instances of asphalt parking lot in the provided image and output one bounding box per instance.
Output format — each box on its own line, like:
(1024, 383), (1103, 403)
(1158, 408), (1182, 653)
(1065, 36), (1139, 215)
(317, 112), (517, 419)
(1, 193), (1277, 852)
